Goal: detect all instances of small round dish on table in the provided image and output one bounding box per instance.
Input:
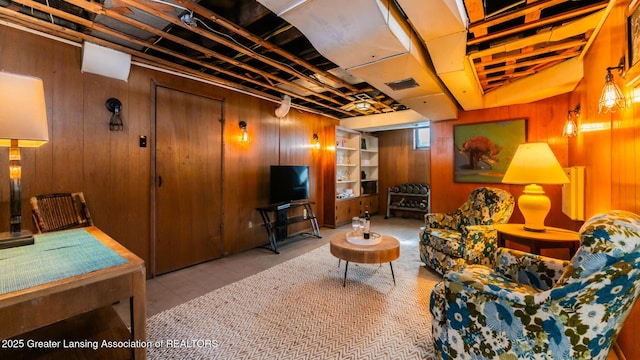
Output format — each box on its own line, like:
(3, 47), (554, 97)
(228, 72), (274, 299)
(345, 231), (382, 245)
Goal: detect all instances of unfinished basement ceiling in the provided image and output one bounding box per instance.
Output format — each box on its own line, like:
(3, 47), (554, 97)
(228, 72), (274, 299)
(0, 0), (611, 125)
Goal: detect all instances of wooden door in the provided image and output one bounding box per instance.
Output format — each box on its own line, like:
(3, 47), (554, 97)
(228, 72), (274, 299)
(154, 86), (223, 274)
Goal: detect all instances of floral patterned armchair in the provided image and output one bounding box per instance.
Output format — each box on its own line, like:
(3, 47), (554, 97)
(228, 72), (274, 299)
(419, 187), (514, 275)
(430, 210), (640, 360)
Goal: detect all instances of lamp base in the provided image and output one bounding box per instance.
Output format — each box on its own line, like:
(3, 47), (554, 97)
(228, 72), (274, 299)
(518, 184), (551, 232)
(522, 225), (547, 232)
(0, 229), (34, 249)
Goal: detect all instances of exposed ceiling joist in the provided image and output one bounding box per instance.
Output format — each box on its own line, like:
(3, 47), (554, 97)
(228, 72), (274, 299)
(0, 0), (613, 130)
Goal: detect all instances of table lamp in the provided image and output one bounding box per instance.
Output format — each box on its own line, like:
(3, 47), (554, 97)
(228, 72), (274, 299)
(502, 142), (569, 232)
(0, 72), (49, 249)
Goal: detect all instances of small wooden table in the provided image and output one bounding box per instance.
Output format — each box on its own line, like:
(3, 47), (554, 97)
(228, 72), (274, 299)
(495, 223), (580, 258)
(329, 232), (400, 287)
(0, 226), (146, 359)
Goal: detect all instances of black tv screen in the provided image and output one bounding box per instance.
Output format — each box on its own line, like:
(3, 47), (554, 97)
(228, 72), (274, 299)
(270, 165), (310, 204)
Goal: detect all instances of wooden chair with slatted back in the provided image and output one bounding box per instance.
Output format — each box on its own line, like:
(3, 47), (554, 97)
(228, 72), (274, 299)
(30, 192), (94, 233)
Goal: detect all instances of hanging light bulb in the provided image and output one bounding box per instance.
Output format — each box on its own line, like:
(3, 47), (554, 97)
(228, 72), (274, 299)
(598, 59), (627, 113)
(355, 101), (371, 111)
(562, 110), (577, 137)
(239, 121), (249, 143)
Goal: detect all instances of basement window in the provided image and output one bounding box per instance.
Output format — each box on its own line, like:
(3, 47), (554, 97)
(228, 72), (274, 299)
(414, 126), (430, 150)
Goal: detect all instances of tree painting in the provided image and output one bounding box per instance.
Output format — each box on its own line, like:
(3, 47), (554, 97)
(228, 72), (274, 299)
(454, 119), (527, 183)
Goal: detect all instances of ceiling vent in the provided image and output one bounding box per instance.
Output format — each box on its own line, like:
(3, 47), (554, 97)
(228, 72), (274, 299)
(385, 78), (420, 91)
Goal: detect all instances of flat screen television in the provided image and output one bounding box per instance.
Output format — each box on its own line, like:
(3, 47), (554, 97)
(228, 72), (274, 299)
(270, 165), (310, 204)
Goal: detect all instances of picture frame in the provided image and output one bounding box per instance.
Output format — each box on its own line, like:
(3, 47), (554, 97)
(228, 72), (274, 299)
(628, 1), (640, 69)
(453, 119), (527, 183)
(627, 1), (640, 85)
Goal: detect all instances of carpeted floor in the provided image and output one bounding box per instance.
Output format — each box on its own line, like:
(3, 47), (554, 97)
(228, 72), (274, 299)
(146, 232), (440, 359)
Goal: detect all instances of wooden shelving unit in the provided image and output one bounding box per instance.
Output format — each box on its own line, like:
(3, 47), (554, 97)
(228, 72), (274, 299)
(360, 134), (378, 195)
(325, 127), (379, 227)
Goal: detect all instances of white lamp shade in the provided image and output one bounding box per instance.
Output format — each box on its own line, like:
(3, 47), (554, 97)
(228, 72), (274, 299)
(0, 72), (49, 147)
(502, 142), (569, 185)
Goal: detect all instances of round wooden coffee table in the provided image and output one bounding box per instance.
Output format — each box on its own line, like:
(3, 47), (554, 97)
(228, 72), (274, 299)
(329, 232), (400, 287)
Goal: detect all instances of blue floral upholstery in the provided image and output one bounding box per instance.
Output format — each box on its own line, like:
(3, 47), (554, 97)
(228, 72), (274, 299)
(430, 210), (640, 360)
(419, 187), (514, 275)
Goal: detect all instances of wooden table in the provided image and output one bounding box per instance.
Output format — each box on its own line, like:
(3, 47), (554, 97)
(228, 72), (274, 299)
(0, 226), (146, 359)
(329, 232), (400, 287)
(495, 223), (580, 258)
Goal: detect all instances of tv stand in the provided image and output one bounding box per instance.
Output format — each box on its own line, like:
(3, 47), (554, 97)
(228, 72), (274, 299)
(257, 200), (321, 254)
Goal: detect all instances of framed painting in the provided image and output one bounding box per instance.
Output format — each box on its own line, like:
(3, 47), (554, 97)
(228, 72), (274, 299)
(627, 1), (640, 85)
(454, 119), (527, 183)
(629, 1), (640, 70)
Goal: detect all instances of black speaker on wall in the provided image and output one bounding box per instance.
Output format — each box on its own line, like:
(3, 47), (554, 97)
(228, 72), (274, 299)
(81, 41), (131, 82)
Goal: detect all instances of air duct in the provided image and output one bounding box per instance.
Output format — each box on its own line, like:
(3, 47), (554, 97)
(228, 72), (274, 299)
(257, 0), (458, 121)
(275, 95), (292, 118)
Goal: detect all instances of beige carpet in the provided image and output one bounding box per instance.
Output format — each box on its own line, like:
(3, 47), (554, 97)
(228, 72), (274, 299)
(146, 236), (440, 359)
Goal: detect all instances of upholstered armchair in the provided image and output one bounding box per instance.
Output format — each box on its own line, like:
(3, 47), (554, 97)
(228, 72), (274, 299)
(419, 187), (514, 275)
(430, 210), (640, 360)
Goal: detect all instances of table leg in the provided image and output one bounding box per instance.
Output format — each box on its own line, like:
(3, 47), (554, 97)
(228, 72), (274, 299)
(497, 232), (505, 248)
(569, 242), (577, 258)
(389, 262), (396, 285)
(258, 209), (279, 254)
(530, 241), (541, 255)
(304, 203), (322, 238)
(130, 268), (147, 360)
(343, 261), (349, 287)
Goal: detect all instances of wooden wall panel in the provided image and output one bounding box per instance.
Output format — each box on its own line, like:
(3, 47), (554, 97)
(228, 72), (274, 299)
(308, 114), (333, 231)
(322, 124), (337, 226)
(120, 69), (152, 262)
(52, 45), (85, 192)
(377, 129), (430, 217)
(576, 6), (616, 217)
(281, 107), (320, 238)
(221, 91), (275, 255)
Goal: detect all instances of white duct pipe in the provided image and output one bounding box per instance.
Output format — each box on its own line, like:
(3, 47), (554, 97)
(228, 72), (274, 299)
(275, 95), (292, 118)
